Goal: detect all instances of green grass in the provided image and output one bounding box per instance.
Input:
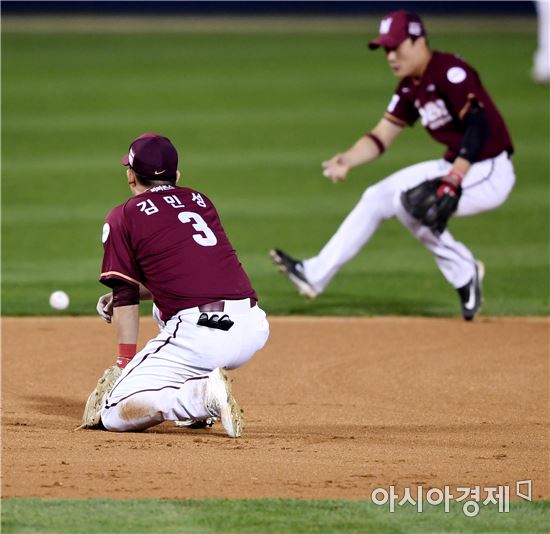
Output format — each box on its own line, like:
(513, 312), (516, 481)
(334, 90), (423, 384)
(2, 18), (549, 316)
(2, 499), (549, 533)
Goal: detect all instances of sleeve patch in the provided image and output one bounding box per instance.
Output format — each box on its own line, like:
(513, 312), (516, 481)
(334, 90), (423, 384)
(102, 223), (110, 244)
(387, 94), (400, 113)
(447, 67), (467, 84)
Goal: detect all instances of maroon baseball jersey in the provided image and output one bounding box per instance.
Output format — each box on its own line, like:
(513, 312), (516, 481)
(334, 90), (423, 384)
(385, 51), (513, 162)
(100, 185), (257, 321)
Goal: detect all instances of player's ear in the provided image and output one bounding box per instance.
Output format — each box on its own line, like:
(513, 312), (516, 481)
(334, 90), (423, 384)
(175, 170), (181, 184)
(415, 36), (429, 50)
(127, 168), (137, 188)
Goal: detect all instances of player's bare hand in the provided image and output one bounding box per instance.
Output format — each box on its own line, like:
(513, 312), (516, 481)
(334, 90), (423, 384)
(96, 292), (114, 323)
(322, 155), (349, 183)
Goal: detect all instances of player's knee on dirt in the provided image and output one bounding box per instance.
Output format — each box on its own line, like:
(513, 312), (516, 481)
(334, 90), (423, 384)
(101, 397), (164, 432)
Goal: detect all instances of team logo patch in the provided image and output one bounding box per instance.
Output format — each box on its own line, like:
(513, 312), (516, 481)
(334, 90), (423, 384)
(408, 22), (422, 36)
(418, 99), (453, 130)
(387, 94), (400, 113)
(102, 223), (110, 243)
(447, 67), (467, 84)
(380, 17), (392, 34)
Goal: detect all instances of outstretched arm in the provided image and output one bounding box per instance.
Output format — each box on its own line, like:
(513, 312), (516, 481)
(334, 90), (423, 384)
(322, 118), (403, 183)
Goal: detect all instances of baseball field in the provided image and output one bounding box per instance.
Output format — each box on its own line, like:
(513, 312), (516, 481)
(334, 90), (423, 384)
(2, 14), (549, 533)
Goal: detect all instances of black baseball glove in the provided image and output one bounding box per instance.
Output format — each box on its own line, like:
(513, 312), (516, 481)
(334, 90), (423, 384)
(401, 177), (462, 234)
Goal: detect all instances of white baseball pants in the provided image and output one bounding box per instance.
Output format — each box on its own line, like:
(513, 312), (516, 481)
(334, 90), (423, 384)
(303, 151), (515, 291)
(101, 299), (269, 431)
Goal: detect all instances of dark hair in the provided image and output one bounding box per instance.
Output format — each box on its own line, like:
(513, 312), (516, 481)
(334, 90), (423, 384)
(133, 170), (177, 188)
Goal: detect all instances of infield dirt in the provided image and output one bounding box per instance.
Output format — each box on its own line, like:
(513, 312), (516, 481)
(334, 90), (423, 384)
(2, 316), (548, 500)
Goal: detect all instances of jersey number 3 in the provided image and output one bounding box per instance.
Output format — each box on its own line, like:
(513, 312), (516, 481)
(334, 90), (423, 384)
(178, 211), (218, 247)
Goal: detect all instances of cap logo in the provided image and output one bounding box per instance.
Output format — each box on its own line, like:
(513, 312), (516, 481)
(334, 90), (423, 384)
(379, 17), (392, 35)
(154, 169), (166, 175)
(409, 22), (422, 36)
(128, 148), (135, 167)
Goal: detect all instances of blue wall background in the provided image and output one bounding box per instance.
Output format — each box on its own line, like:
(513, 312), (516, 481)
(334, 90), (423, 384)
(2, 1), (536, 15)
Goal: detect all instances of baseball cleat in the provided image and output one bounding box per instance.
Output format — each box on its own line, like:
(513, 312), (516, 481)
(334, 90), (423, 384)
(270, 248), (317, 299)
(457, 260), (485, 321)
(174, 417), (217, 429)
(205, 368), (243, 438)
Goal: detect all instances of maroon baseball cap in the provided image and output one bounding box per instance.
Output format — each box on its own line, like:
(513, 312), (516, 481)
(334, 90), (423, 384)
(121, 133), (178, 179)
(368, 10), (426, 50)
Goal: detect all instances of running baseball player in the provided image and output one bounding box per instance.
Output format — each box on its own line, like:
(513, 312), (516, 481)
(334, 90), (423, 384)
(81, 133), (269, 437)
(271, 10), (515, 321)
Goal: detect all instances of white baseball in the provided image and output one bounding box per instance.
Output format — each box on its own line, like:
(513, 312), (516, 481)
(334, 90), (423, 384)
(49, 290), (70, 311)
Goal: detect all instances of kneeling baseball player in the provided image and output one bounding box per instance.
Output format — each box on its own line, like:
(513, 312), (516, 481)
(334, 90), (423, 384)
(80, 133), (269, 437)
(271, 10), (515, 321)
